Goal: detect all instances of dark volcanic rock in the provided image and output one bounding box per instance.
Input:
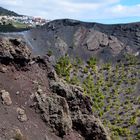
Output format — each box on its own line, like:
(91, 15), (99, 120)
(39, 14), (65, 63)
(49, 78), (92, 115)
(73, 114), (109, 140)
(0, 37), (31, 66)
(48, 71), (110, 140)
(34, 88), (72, 137)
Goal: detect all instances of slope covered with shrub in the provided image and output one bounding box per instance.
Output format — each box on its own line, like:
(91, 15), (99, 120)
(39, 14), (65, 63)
(55, 54), (140, 140)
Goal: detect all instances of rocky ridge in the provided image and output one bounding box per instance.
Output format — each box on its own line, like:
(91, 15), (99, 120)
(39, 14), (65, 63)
(17, 19), (140, 63)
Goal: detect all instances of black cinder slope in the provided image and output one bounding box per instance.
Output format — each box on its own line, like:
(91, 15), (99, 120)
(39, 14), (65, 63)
(20, 19), (140, 62)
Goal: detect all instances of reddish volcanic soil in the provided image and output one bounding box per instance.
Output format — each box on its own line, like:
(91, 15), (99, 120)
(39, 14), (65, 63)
(0, 62), (62, 140)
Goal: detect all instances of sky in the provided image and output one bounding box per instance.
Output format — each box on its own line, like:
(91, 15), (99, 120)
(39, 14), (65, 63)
(0, 0), (140, 24)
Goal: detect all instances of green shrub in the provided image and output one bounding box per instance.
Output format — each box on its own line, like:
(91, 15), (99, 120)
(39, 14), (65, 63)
(83, 66), (88, 73)
(55, 55), (72, 77)
(87, 57), (97, 68)
(70, 75), (80, 85)
(129, 116), (137, 125)
(47, 50), (53, 56)
(111, 125), (131, 137)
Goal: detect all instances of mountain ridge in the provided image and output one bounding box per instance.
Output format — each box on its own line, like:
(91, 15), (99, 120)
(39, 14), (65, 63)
(0, 7), (20, 16)
(16, 18), (140, 63)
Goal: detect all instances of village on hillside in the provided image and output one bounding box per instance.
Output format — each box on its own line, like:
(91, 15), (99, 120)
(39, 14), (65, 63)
(0, 15), (50, 27)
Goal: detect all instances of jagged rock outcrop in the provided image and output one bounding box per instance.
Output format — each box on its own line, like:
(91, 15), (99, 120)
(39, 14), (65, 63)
(0, 37), (31, 66)
(55, 36), (68, 55)
(49, 79), (92, 115)
(86, 31), (108, 51)
(108, 35), (124, 54)
(34, 87), (72, 137)
(47, 70), (110, 140)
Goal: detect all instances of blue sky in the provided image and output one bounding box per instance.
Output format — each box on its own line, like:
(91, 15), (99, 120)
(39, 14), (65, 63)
(0, 0), (140, 24)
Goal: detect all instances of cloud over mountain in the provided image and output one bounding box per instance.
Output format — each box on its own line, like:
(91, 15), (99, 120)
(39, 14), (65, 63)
(0, 0), (140, 23)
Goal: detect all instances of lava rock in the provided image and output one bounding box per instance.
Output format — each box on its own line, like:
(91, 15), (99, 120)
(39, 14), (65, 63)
(17, 107), (28, 122)
(0, 37), (31, 66)
(34, 89), (72, 137)
(0, 90), (12, 106)
(48, 74), (110, 140)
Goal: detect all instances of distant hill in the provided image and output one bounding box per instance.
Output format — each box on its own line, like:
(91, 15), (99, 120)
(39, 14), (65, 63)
(0, 7), (20, 16)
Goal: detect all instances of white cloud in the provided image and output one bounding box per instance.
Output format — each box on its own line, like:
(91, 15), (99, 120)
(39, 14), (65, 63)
(0, 0), (140, 22)
(105, 4), (140, 18)
(0, 0), (20, 6)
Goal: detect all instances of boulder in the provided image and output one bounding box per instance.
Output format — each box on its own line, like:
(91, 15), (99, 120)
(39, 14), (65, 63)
(0, 90), (12, 105)
(108, 36), (124, 54)
(17, 107), (28, 122)
(0, 66), (7, 73)
(73, 114), (110, 140)
(85, 31), (108, 51)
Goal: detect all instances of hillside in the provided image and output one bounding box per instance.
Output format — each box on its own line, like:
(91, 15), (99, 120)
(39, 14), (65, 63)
(0, 7), (19, 16)
(0, 36), (110, 140)
(0, 7), (29, 32)
(20, 19), (140, 61)
(0, 19), (140, 140)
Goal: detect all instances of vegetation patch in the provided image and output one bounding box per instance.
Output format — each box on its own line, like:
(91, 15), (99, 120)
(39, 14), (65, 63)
(55, 54), (140, 140)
